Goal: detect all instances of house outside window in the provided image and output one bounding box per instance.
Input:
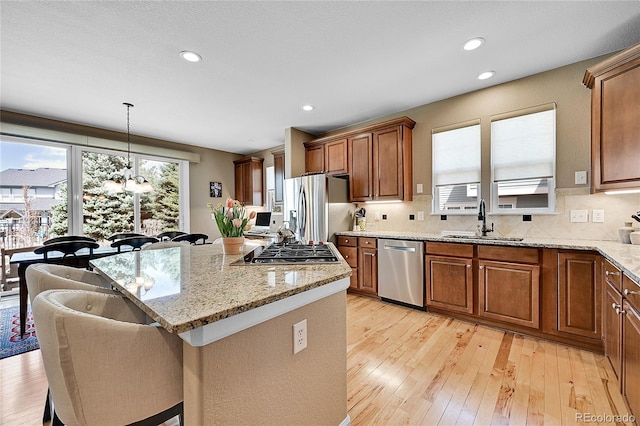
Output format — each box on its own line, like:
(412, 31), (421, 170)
(432, 120), (481, 215)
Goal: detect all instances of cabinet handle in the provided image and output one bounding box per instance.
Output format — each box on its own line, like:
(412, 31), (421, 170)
(344, 255), (349, 259)
(624, 288), (640, 296)
(345, 239), (349, 243)
(612, 302), (621, 310)
(466, 265), (472, 269)
(479, 266), (484, 270)
(616, 307), (626, 315)
(364, 252), (375, 257)
(605, 270), (620, 276)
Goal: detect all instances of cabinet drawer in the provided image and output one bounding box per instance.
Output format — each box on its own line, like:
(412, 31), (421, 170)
(478, 245), (539, 264)
(623, 274), (640, 311)
(338, 246), (357, 268)
(358, 237), (377, 248)
(604, 259), (623, 292)
(337, 236), (357, 247)
(425, 242), (473, 258)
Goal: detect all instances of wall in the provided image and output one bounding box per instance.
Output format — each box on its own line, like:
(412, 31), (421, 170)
(293, 54), (640, 241)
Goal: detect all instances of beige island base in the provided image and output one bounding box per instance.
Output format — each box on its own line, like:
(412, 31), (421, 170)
(91, 242), (352, 425)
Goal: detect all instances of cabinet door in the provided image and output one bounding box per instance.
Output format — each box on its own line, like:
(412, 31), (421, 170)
(622, 301), (640, 419)
(305, 145), (324, 174)
(558, 252), (601, 339)
(426, 255), (473, 314)
(325, 138), (348, 175)
(479, 260), (540, 328)
(358, 247), (377, 295)
(604, 281), (623, 380)
(234, 163), (245, 203)
(273, 151), (285, 203)
(373, 126), (403, 200)
(348, 133), (373, 201)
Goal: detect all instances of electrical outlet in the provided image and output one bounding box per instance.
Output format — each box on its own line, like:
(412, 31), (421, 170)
(409, 214), (415, 220)
(374, 211), (381, 221)
(417, 183), (423, 193)
(417, 211), (425, 221)
(575, 171), (587, 185)
(592, 209), (605, 223)
(570, 209), (588, 223)
(293, 319), (307, 354)
(382, 214), (387, 220)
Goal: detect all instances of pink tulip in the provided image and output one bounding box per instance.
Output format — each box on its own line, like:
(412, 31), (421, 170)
(226, 198), (234, 208)
(249, 211), (256, 219)
(232, 218), (242, 228)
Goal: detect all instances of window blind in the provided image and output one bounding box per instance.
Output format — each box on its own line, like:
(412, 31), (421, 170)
(491, 105), (555, 182)
(432, 122), (481, 186)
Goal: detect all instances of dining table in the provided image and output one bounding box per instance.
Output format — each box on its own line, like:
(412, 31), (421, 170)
(89, 240), (352, 425)
(10, 244), (124, 336)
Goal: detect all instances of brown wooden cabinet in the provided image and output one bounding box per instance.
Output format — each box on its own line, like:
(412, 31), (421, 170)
(348, 133), (373, 201)
(604, 280), (623, 380)
(304, 137), (348, 176)
(272, 150), (284, 204)
(583, 42), (640, 192)
(233, 157), (263, 206)
(557, 251), (601, 339)
(337, 236), (358, 291)
(305, 144), (324, 174)
(425, 242), (474, 314)
(337, 236), (377, 297)
(622, 295), (640, 420)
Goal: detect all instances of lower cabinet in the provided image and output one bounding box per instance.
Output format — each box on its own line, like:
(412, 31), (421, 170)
(604, 281), (623, 380)
(478, 260), (540, 329)
(338, 236), (377, 297)
(425, 242), (473, 314)
(623, 299), (640, 419)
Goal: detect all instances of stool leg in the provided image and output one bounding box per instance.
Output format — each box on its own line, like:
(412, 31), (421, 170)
(42, 389), (51, 423)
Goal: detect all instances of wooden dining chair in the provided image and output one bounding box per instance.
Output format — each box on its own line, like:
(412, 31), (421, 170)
(157, 231), (187, 241)
(110, 236), (159, 252)
(43, 235), (96, 245)
(106, 232), (144, 242)
(171, 233), (209, 245)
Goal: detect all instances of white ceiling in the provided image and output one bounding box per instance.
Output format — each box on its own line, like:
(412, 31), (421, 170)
(2, 1), (640, 155)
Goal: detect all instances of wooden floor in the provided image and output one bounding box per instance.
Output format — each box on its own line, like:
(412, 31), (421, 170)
(0, 294), (633, 425)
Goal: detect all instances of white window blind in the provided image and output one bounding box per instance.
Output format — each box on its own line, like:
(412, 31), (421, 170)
(491, 105), (556, 182)
(432, 121), (481, 186)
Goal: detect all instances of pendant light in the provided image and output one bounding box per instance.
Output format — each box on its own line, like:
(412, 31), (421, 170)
(104, 103), (153, 193)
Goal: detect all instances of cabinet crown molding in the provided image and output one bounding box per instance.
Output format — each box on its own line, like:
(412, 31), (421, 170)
(304, 116), (416, 147)
(583, 42), (640, 88)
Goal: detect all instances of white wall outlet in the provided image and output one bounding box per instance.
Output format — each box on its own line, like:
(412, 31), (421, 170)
(575, 171), (587, 185)
(570, 209), (588, 223)
(417, 211), (425, 221)
(592, 209), (605, 223)
(417, 183), (423, 194)
(374, 211), (381, 221)
(293, 319), (307, 354)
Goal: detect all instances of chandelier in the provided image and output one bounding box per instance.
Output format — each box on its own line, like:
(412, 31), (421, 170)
(103, 103), (153, 193)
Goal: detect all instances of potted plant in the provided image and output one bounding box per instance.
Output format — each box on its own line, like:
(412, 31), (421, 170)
(207, 198), (255, 254)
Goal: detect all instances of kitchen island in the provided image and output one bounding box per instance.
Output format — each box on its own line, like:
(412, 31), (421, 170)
(90, 241), (352, 426)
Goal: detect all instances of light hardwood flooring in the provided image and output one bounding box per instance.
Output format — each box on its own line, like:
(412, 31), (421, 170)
(1, 294), (633, 425)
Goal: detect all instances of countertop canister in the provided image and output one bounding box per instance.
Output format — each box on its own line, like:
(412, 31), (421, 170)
(619, 222), (635, 244)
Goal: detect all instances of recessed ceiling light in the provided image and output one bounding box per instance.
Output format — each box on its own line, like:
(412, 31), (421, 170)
(179, 51), (202, 63)
(477, 71), (495, 80)
(301, 105), (315, 111)
(463, 37), (485, 51)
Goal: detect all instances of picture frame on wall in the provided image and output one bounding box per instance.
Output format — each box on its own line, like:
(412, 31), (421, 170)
(210, 182), (222, 198)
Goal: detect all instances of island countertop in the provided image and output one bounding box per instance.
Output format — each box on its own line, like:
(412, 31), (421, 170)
(90, 241), (352, 337)
(336, 230), (640, 284)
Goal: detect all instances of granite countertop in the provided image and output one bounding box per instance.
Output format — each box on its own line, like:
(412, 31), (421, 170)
(336, 230), (640, 284)
(90, 241), (352, 335)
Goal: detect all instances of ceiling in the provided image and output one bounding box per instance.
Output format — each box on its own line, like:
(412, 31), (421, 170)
(2, 2), (640, 155)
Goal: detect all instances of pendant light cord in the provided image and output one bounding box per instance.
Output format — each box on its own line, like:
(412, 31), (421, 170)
(123, 102), (134, 169)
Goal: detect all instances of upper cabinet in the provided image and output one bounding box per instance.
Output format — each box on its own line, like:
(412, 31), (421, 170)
(233, 157), (263, 206)
(583, 42), (640, 193)
(272, 150), (284, 204)
(304, 117), (415, 202)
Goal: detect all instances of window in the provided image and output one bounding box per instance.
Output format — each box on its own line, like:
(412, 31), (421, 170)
(432, 120), (481, 215)
(490, 104), (556, 214)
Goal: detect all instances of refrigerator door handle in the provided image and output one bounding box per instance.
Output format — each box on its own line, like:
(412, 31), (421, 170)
(299, 184), (307, 239)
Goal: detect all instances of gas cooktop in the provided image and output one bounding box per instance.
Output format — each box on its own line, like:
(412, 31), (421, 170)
(231, 243), (339, 265)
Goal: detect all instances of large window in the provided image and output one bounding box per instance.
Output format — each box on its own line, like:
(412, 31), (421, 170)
(0, 136), (189, 248)
(490, 104), (556, 214)
(432, 120), (481, 215)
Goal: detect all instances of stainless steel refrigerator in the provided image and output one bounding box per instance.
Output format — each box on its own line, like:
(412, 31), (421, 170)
(283, 174), (352, 244)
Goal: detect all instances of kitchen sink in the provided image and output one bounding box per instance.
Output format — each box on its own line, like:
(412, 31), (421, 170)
(444, 235), (524, 242)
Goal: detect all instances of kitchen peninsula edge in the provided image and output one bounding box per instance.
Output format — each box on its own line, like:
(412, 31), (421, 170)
(90, 242), (352, 426)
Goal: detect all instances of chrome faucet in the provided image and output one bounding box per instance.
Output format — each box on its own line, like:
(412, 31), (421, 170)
(478, 199), (494, 237)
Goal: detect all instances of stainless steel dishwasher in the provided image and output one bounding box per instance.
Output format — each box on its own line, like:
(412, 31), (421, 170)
(378, 239), (424, 309)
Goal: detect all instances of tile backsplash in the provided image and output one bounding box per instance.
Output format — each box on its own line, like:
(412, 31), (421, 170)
(355, 189), (640, 241)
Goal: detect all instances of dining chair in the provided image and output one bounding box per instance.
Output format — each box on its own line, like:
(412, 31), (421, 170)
(141, 241), (185, 250)
(32, 289), (183, 426)
(171, 233), (209, 245)
(106, 232), (144, 242)
(33, 240), (100, 267)
(26, 263), (119, 425)
(157, 231), (187, 241)
(43, 235), (96, 245)
(110, 236), (159, 252)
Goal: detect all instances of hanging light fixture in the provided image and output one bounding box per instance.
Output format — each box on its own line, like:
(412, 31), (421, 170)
(104, 103), (153, 193)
